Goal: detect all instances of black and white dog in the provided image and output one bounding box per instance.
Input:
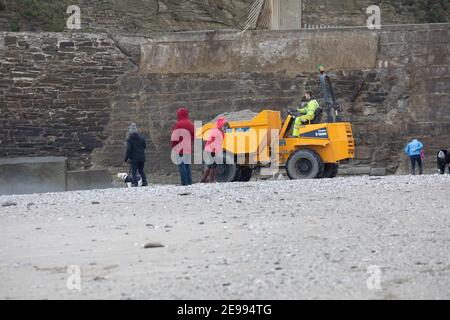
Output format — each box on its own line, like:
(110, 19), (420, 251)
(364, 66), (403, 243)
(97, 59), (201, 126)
(437, 149), (450, 174)
(117, 172), (143, 188)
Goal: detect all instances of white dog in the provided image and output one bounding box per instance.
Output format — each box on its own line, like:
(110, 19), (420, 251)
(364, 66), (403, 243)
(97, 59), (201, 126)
(117, 173), (143, 188)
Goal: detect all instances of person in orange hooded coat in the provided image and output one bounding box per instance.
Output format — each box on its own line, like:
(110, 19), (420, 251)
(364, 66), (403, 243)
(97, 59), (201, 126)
(201, 117), (227, 183)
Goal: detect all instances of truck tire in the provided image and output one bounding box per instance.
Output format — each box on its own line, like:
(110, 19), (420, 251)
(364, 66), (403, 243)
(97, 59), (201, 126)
(322, 163), (339, 178)
(215, 153), (239, 183)
(237, 166), (253, 182)
(216, 163), (238, 183)
(286, 149), (324, 180)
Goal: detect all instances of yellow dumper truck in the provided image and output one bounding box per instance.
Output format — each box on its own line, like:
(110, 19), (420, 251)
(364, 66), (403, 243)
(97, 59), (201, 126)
(197, 110), (355, 182)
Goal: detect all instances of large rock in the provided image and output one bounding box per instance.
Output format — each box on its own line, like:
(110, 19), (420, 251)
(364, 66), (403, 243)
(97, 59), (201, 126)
(370, 168), (386, 176)
(338, 165), (372, 176)
(66, 170), (112, 191)
(211, 110), (258, 123)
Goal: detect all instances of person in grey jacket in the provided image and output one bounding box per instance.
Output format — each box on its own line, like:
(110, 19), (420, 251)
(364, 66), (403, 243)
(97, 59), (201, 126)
(318, 64), (341, 123)
(124, 123), (148, 187)
(437, 149), (450, 174)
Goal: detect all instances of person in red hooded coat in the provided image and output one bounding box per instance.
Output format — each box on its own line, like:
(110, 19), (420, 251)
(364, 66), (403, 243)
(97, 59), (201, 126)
(201, 117), (227, 183)
(171, 108), (195, 186)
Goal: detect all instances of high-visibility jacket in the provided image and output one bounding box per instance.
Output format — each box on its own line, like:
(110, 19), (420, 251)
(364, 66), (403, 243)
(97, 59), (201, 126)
(298, 99), (319, 122)
(293, 99), (319, 136)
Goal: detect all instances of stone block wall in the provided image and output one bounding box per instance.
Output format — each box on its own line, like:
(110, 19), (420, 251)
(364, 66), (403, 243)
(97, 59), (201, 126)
(0, 32), (135, 169)
(1, 24), (449, 183)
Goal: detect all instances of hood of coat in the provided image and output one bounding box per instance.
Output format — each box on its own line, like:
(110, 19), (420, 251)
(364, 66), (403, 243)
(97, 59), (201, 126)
(177, 108), (190, 121)
(128, 123), (138, 134)
(216, 117), (226, 129)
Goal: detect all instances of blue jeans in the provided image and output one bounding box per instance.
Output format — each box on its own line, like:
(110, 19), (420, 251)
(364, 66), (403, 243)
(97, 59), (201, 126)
(178, 162), (192, 186)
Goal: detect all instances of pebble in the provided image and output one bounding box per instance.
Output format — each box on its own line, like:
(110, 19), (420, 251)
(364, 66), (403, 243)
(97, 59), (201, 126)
(143, 242), (165, 249)
(93, 276), (107, 281)
(1, 201), (17, 207)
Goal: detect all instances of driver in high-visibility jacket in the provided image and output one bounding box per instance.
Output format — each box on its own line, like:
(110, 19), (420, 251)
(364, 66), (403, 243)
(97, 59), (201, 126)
(293, 91), (320, 137)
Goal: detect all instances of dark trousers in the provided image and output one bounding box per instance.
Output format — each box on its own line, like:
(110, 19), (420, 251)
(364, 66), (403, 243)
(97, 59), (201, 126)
(410, 155), (423, 175)
(131, 161), (148, 186)
(178, 162), (192, 186)
(437, 159), (450, 174)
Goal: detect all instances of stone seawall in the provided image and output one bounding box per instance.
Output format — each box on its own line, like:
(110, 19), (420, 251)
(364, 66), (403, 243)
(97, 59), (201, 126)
(0, 32), (136, 169)
(1, 24), (449, 183)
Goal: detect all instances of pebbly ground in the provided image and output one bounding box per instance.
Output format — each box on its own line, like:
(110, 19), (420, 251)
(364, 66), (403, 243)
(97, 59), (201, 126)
(0, 175), (449, 300)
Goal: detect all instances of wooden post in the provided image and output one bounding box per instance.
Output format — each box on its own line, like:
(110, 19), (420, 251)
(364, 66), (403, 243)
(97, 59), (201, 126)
(271, 0), (279, 30)
(270, 0), (303, 30)
(299, 0), (303, 28)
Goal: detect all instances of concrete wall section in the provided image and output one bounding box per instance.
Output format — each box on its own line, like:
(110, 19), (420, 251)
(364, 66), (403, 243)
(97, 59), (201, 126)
(140, 30), (379, 75)
(66, 169), (112, 191)
(0, 157), (67, 195)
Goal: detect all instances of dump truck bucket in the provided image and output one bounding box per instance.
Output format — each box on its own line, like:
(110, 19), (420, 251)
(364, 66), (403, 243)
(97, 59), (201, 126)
(197, 110), (282, 162)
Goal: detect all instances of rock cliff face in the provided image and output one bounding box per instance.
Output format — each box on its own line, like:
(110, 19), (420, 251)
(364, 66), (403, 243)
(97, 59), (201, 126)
(0, 0), (254, 32)
(0, 0), (448, 32)
(302, 0), (449, 27)
(1, 24), (449, 182)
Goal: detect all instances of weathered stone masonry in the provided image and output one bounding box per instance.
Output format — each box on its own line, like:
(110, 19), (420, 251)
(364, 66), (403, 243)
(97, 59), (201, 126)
(1, 25), (449, 183)
(0, 33), (135, 169)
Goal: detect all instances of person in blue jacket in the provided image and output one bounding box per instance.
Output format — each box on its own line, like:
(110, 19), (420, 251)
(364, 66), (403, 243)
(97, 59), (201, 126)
(404, 139), (424, 175)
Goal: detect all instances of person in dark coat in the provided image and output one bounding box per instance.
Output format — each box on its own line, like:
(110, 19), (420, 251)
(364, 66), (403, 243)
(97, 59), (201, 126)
(318, 64), (341, 122)
(437, 149), (450, 174)
(124, 123), (148, 187)
(171, 108), (195, 186)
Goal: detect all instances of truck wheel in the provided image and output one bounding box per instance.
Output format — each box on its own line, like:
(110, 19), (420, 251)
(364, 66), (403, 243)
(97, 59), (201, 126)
(322, 163), (339, 178)
(286, 149), (324, 180)
(216, 164), (239, 183)
(216, 153), (239, 183)
(237, 166), (253, 182)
